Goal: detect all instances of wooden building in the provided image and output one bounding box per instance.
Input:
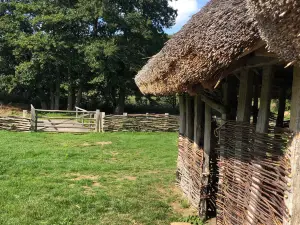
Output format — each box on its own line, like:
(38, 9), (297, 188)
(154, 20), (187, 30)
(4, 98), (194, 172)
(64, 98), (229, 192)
(135, 0), (300, 225)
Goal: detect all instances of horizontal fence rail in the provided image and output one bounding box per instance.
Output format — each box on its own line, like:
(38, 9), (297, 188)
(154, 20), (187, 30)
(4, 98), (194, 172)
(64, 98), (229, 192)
(0, 106), (179, 133)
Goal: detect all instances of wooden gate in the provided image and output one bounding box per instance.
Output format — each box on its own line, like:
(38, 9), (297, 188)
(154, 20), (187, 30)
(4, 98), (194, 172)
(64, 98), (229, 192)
(30, 105), (104, 133)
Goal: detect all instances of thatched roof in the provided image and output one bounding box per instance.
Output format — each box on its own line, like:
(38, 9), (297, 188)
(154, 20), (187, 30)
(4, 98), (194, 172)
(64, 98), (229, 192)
(135, 0), (260, 95)
(247, 0), (300, 67)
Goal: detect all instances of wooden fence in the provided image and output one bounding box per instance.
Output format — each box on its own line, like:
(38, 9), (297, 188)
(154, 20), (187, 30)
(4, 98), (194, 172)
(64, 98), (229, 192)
(104, 113), (179, 132)
(0, 116), (31, 131)
(0, 106), (179, 133)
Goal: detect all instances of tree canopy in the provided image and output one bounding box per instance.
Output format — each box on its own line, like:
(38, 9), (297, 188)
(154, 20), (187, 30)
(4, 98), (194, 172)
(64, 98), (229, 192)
(0, 0), (177, 113)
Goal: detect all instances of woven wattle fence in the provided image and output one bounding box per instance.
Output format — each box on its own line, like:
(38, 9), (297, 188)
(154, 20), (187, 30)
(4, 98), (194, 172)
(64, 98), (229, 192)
(177, 136), (204, 208)
(0, 116), (31, 131)
(103, 114), (179, 132)
(217, 121), (291, 225)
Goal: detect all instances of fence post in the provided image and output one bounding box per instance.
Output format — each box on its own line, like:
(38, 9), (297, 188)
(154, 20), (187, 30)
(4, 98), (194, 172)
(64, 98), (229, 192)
(75, 107), (78, 121)
(23, 110), (28, 118)
(101, 112), (105, 132)
(95, 110), (100, 132)
(30, 105), (37, 132)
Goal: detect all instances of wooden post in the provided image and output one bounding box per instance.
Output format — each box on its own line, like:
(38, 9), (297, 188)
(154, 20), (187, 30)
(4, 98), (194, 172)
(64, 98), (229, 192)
(100, 112), (105, 132)
(256, 66), (273, 133)
(95, 110), (100, 132)
(199, 103), (211, 218)
(186, 95), (194, 140)
(237, 69), (254, 122)
(287, 66), (300, 225)
(23, 110), (28, 118)
(276, 86), (287, 127)
(253, 75), (260, 124)
(194, 94), (204, 147)
(247, 66), (273, 225)
(30, 105), (37, 132)
(179, 95), (186, 135)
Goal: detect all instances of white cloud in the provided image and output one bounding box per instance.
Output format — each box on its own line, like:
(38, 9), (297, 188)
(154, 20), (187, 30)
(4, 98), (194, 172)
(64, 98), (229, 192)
(169, 0), (199, 25)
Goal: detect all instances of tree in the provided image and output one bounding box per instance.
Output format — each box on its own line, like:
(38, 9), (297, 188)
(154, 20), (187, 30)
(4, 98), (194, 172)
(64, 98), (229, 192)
(0, 0), (177, 112)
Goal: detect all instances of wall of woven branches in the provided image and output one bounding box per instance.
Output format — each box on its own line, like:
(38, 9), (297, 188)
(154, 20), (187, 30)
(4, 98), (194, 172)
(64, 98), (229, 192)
(103, 114), (179, 132)
(0, 116), (31, 131)
(216, 121), (291, 225)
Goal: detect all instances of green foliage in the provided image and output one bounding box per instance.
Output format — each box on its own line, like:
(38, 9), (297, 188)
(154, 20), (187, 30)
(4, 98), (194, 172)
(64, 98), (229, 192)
(0, 0), (177, 112)
(181, 216), (205, 225)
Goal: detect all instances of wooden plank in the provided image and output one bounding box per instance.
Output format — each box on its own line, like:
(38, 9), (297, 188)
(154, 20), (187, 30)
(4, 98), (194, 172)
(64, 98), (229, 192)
(287, 66), (300, 225)
(186, 95), (194, 139)
(200, 94), (227, 115)
(199, 103), (212, 218)
(194, 94), (204, 147)
(179, 95), (186, 135)
(237, 69), (253, 122)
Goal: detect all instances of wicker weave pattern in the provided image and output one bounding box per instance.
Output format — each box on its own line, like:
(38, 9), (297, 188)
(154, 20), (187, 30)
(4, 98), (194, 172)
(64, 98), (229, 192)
(104, 114), (179, 132)
(177, 136), (204, 208)
(217, 121), (291, 225)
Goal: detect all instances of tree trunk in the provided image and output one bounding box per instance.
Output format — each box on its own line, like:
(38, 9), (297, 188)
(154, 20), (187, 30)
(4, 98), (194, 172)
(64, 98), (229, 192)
(50, 87), (55, 110)
(54, 72), (60, 110)
(75, 84), (83, 107)
(41, 101), (48, 110)
(67, 85), (73, 111)
(114, 88), (125, 115)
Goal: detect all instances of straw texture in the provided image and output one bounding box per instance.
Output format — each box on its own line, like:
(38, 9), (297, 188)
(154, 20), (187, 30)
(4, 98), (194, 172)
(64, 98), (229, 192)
(135, 0), (260, 94)
(247, 0), (300, 66)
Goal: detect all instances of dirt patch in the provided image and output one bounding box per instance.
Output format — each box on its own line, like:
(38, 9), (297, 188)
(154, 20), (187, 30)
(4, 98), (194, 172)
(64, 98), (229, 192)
(171, 223), (192, 225)
(205, 218), (216, 225)
(96, 141), (112, 146)
(157, 185), (198, 218)
(170, 202), (198, 218)
(79, 142), (112, 147)
(81, 143), (91, 147)
(70, 174), (100, 181)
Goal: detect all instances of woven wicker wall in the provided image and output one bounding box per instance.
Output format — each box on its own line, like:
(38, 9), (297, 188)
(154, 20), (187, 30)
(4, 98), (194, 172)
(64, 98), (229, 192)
(217, 121), (291, 225)
(177, 135), (204, 208)
(103, 114), (179, 132)
(0, 117), (31, 131)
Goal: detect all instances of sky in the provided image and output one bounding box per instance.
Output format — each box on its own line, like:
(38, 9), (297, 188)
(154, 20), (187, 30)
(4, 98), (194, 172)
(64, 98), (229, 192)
(165, 0), (209, 34)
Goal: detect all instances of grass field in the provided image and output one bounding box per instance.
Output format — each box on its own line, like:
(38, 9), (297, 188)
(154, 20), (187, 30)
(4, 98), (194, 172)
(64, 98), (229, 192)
(0, 131), (197, 225)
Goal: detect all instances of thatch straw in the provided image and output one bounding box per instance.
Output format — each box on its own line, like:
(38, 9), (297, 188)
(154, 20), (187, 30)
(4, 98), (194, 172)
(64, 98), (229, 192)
(247, 0), (300, 67)
(135, 0), (260, 95)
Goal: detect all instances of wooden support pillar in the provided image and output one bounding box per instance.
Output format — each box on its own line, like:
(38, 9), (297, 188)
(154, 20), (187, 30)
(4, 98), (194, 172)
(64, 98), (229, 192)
(276, 87), (287, 127)
(287, 66), (300, 225)
(237, 69), (253, 122)
(247, 66), (273, 225)
(223, 76), (238, 121)
(253, 74), (260, 124)
(186, 95), (194, 140)
(179, 95), (186, 136)
(194, 94), (204, 147)
(199, 104), (212, 218)
(256, 66), (273, 133)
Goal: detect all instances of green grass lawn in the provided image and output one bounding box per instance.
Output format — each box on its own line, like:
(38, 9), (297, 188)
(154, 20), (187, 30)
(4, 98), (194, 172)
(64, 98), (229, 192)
(0, 131), (196, 225)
